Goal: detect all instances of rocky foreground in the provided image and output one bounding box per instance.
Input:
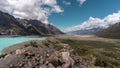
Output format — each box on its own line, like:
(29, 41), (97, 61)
(0, 38), (96, 68)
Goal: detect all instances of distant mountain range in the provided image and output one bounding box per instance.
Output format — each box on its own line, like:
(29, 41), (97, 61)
(0, 11), (63, 35)
(96, 22), (120, 39)
(67, 27), (103, 35)
(67, 22), (120, 39)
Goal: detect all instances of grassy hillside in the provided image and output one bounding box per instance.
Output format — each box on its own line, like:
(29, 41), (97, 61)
(59, 39), (120, 68)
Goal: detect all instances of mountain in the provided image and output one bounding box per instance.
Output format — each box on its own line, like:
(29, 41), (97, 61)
(96, 22), (120, 39)
(67, 22), (120, 39)
(67, 27), (103, 35)
(0, 11), (63, 35)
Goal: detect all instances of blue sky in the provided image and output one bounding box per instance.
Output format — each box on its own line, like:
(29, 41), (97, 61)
(48, 0), (120, 31)
(0, 0), (120, 32)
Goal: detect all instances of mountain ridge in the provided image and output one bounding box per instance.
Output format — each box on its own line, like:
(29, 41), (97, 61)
(67, 22), (120, 39)
(67, 27), (103, 35)
(0, 11), (63, 35)
(96, 22), (120, 39)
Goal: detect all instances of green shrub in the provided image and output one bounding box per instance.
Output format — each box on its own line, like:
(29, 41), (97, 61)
(95, 58), (108, 67)
(0, 54), (7, 58)
(30, 41), (38, 47)
(44, 43), (49, 47)
(54, 45), (63, 50)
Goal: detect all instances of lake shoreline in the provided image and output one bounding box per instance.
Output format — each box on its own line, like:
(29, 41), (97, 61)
(0, 37), (46, 54)
(2, 40), (42, 54)
(0, 35), (42, 38)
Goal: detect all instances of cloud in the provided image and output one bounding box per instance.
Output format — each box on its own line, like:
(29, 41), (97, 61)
(63, 0), (71, 6)
(77, 0), (86, 5)
(66, 11), (120, 32)
(0, 0), (63, 24)
(104, 11), (120, 25)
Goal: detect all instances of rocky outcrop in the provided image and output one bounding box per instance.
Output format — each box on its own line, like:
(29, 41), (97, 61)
(62, 52), (75, 68)
(0, 39), (91, 68)
(15, 49), (25, 55)
(0, 11), (63, 35)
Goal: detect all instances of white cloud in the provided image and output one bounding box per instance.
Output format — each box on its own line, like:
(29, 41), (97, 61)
(66, 11), (120, 32)
(0, 0), (63, 24)
(63, 0), (71, 6)
(77, 0), (86, 5)
(52, 6), (64, 13)
(104, 11), (120, 25)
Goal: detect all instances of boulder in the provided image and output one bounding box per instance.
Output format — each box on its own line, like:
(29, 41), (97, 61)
(15, 49), (25, 55)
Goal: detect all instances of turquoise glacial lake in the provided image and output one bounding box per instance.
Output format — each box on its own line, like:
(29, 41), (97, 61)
(0, 37), (45, 53)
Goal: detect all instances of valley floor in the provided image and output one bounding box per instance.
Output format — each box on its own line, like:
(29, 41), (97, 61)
(0, 35), (120, 68)
(55, 35), (120, 68)
(55, 35), (120, 43)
